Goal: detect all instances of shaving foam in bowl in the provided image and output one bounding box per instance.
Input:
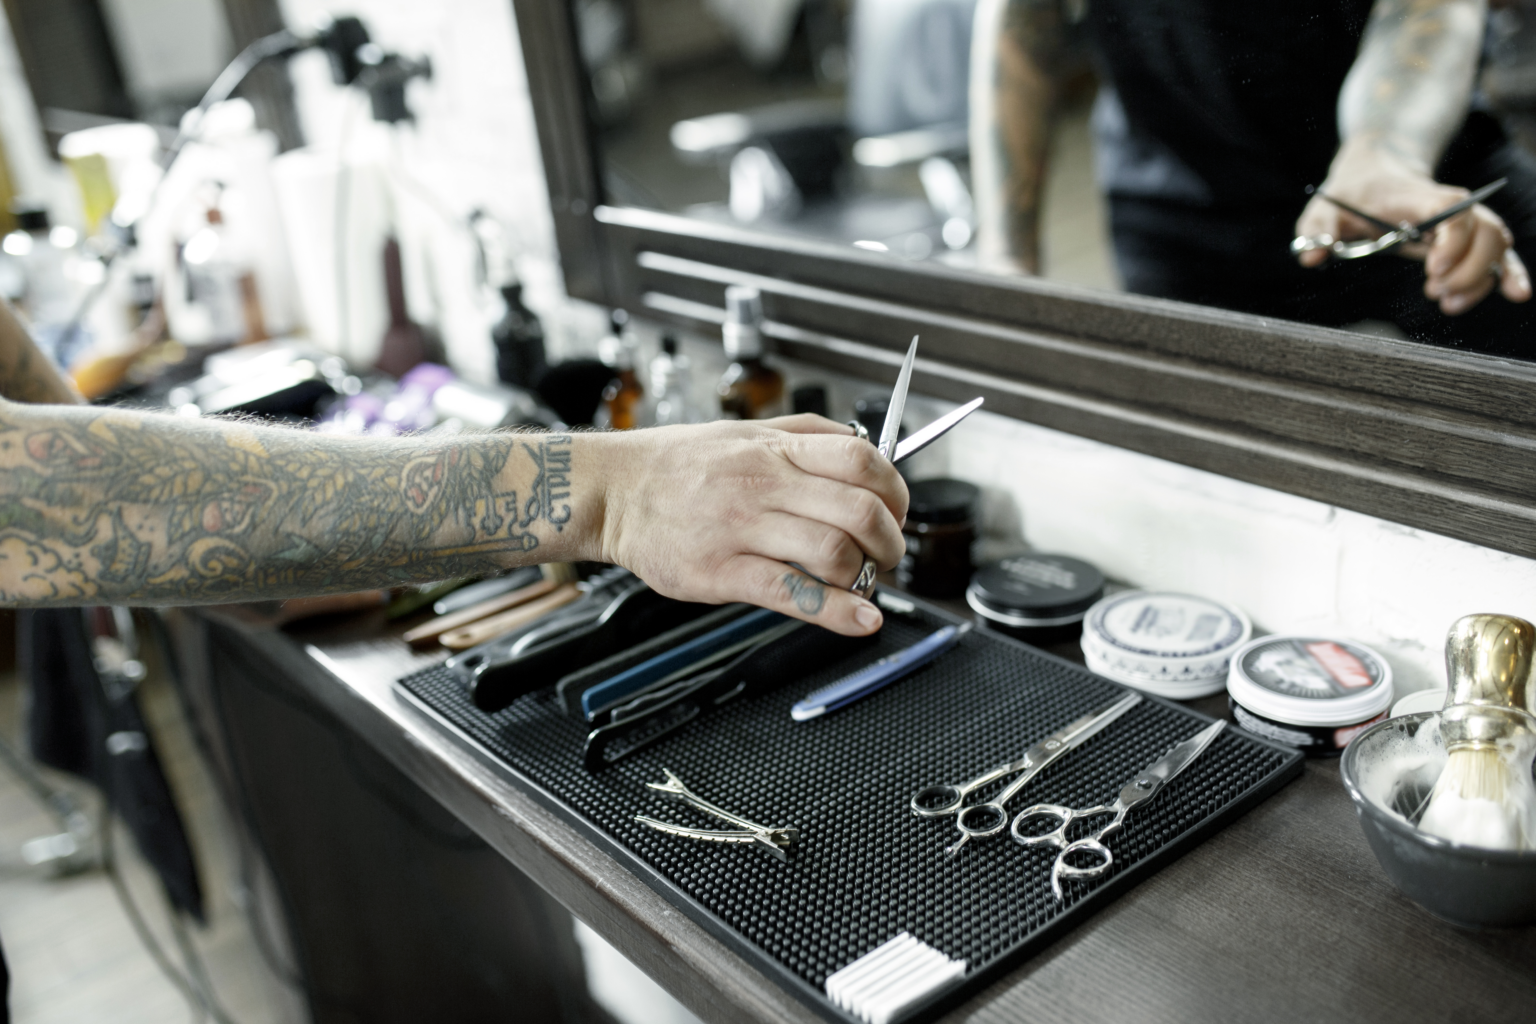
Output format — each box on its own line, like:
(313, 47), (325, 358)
(1226, 635), (1393, 756)
(1080, 591), (1250, 699)
(1340, 713), (1536, 928)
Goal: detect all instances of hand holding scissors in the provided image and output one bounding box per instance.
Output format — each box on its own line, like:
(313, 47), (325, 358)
(843, 337), (984, 598)
(1292, 171), (1531, 316)
(1291, 178), (1509, 261)
(1011, 720), (1225, 899)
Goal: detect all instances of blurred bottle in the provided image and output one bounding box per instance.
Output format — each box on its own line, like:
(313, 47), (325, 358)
(599, 309), (645, 429)
(717, 285), (784, 419)
(2, 203), (90, 367)
(173, 189), (265, 346)
(649, 333), (695, 426)
(792, 384), (828, 417)
(493, 280), (548, 390)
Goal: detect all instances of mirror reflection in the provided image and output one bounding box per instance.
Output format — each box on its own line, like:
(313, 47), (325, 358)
(578, 0), (1536, 358)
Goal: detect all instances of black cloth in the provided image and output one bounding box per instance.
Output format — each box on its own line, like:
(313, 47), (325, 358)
(1085, 1), (1535, 356)
(1, 928), (9, 1024)
(20, 609), (204, 920)
(1088, 0), (1376, 210)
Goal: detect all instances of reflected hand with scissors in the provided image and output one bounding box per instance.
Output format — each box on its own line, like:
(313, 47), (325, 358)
(1292, 143), (1533, 317)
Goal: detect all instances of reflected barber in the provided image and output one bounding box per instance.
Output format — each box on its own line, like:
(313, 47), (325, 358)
(974, 0), (1535, 355)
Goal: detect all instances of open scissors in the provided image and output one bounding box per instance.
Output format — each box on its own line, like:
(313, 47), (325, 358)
(1011, 719), (1225, 899)
(846, 337), (984, 598)
(909, 691), (1142, 858)
(1290, 177), (1508, 261)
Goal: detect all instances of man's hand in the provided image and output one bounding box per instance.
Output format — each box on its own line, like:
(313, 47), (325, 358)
(596, 415), (909, 637)
(1295, 142), (1532, 315)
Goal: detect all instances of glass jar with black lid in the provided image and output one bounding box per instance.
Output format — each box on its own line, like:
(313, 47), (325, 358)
(896, 479), (978, 598)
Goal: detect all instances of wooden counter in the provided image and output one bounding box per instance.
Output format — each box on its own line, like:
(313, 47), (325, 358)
(182, 607), (1536, 1024)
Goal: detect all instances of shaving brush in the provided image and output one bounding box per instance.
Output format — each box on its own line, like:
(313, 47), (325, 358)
(1417, 614), (1536, 850)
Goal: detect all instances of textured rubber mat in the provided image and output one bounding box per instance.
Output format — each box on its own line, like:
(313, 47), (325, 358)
(396, 596), (1302, 1022)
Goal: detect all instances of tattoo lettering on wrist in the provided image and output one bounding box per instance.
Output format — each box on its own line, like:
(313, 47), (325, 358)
(782, 571), (827, 615)
(520, 433), (573, 532)
(0, 406), (575, 605)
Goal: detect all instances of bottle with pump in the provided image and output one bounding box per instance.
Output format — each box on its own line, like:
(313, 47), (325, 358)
(717, 285), (784, 419)
(649, 334), (695, 425)
(599, 310), (645, 430)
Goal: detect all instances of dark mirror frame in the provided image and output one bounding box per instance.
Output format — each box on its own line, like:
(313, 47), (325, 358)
(511, 0), (1536, 562)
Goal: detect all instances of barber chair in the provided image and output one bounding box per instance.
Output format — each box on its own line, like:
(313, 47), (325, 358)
(668, 0), (979, 256)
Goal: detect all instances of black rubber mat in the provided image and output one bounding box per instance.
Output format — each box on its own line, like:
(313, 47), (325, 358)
(396, 595), (1302, 1023)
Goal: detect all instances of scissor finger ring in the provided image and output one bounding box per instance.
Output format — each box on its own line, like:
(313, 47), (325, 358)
(1010, 803), (1074, 846)
(1050, 839), (1115, 899)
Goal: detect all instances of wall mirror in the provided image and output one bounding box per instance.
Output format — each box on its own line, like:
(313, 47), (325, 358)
(512, 0), (1536, 561)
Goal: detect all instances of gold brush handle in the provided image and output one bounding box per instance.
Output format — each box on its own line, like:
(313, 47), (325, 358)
(1441, 614), (1536, 746)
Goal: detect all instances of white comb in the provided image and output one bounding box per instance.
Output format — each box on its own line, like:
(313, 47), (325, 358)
(824, 932), (967, 1024)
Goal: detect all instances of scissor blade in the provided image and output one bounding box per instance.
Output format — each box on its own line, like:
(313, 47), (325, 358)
(1316, 190), (1398, 233)
(892, 397), (984, 465)
(878, 336), (919, 460)
(1026, 692), (1142, 768)
(1143, 720), (1226, 785)
(1415, 177), (1508, 234)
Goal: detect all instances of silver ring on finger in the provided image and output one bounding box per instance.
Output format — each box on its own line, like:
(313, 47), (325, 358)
(852, 556), (878, 599)
(1491, 258), (1506, 280)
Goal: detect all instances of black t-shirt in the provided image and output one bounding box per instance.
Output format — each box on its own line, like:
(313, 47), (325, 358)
(1087, 0), (1375, 213)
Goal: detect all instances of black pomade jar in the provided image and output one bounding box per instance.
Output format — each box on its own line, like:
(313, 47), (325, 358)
(897, 479), (978, 598)
(966, 554), (1105, 645)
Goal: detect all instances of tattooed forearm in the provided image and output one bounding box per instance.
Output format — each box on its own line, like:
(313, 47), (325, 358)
(0, 301), (81, 405)
(1339, 0), (1484, 169)
(0, 399), (587, 606)
(971, 0), (1072, 273)
(782, 571), (827, 615)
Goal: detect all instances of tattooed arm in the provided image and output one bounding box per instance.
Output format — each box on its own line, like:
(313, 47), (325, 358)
(0, 301), (82, 405)
(970, 0), (1072, 274)
(1296, 0), (1532, 314)
(0, 401), (905, 634)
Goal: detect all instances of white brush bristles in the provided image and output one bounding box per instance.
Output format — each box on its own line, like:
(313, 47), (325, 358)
(1419, 747), (1524, 850)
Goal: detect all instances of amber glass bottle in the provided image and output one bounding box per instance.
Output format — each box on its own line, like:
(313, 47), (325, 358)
(600, 310), (645, 429)
(717, 286), (784, 419)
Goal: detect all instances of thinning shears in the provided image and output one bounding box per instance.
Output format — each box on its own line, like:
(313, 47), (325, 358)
(909, 691), (1142, 858)
(847, 337), (985, 598)
(1011, 719), (1226, 899)
(1291, 177), (1508, 261)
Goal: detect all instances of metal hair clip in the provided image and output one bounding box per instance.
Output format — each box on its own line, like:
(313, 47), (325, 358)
(634, 768), (798, 860)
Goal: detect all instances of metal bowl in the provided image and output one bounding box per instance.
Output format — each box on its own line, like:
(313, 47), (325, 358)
(1340, 712), (1536, 928)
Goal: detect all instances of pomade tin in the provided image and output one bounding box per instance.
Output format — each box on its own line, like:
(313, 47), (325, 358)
(1226, 635), (1393, 755)
(1080, 590), (1251, 699)
(966, 554), (1105, 640)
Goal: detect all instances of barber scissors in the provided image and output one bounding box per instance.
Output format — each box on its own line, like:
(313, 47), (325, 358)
(1290, 177), (1508, 260)
(846, 337), (985, 598)
(1011, 719), (1225, 899)
(909, 691), (1142, 858)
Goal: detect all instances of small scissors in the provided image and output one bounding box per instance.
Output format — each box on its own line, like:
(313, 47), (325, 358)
(1290, 177), (1508, 261)
(909, 691), (1142, 858)
(1011, 719), (1226, 899)
(846, 337), (984, 598)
